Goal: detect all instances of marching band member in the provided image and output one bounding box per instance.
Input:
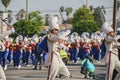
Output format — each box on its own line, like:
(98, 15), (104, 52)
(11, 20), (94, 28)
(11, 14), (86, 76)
(31, 36), (38, 69)
(78, 37), (85, 60)
(100, 32), (106, 59)
(25, 38), (32, 66)
(16, 35), (23, 69)
(93, 32), (102, 63)
(0, 41), (6, 80)
(83, 38), (91, 60)
(102, 22), (120, 80)
(81, 32), (91, 60)
(12, 41), (18, 69)
(8, 38), (13, 63)
(22, 37), (28, 64)
(93, 39), (101, 63)
(45, 16), (70, 80)
(3, 36), (10, 70)
(69, 32), (80, 64)
(0, 14), (15, 80)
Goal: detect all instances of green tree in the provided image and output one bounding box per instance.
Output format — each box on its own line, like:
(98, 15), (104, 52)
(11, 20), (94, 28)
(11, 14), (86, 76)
(73, 21), (99, 35)
(89, 5), (94, 12)
(28, 11), (43, 26)
(72, 6), (99, 35)
(13, 11), (43, 36)
(92, 6), (106, 27)
(1, 0), (11, 11)
(65, 7), (73, 23)
(67, 17), (73, 24)
(73, 6), (94, 25)
(8, 10), (13, 23)
(15, 9), (26, 21)
(65, 7), (73, 18)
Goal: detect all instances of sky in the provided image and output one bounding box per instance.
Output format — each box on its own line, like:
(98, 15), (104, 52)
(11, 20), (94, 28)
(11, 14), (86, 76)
(0, 0), (115, 23)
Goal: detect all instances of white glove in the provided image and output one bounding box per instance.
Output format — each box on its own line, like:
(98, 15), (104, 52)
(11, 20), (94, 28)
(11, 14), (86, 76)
(60, 30), (71, 37)
(114, 35), (120, 41)
(10, 28), (15, 33)
(58, 30), (71, 40)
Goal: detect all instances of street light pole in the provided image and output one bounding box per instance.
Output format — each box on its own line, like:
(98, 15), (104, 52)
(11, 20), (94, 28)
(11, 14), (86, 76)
(26, 0), (28, 21)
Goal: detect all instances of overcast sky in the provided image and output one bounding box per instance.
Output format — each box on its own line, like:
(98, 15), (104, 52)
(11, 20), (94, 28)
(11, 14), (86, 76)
(0, 0), (115, 23)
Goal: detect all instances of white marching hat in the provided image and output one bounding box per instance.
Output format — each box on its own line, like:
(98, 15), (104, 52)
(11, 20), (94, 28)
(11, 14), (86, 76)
(49, 16), (60, 30)
(102, 22), (113, 34)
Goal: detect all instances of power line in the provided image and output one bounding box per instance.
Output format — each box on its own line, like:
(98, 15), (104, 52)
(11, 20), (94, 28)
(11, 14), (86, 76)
(0, 6), (116, 13)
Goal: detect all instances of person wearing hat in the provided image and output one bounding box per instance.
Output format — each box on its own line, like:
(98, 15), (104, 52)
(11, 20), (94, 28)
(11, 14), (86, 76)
(0, 40), (6, 80)
(0, 24), (15, 80)
(102, 22), (120, 80)
(2, 37), (10, 70)
(45, 16), (70, 80)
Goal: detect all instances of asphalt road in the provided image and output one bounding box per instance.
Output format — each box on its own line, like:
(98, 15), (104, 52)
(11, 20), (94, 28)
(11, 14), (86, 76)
(5, 59), (106, 80)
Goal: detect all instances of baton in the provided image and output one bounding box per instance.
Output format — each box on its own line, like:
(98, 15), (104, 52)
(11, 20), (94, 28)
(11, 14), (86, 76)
(0, 17), (19, 36)
(107, 51), (112, 80)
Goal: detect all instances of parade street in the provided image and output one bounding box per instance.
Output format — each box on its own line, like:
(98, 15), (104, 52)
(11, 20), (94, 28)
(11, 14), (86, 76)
(5, 59), (106, 80)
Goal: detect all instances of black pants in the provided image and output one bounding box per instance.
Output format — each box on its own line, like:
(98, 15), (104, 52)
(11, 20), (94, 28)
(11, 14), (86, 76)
(34, 53), (42, 70)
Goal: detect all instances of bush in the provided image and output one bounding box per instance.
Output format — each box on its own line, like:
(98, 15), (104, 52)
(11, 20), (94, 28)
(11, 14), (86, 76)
(72, 21), (100, 35)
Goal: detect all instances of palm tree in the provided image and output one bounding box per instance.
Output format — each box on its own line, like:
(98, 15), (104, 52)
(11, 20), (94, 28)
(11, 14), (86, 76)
(1, 0), (11, 11)
(65, 7), (73, 21)
(101, 6), (106, 14)
(89, 5), (94, 12)
(8, 10), (13, 23)
(60, 6), (64, 12)
(44, 14), (50, 26)
(59, 6), (65, 21)
(117, 1), (120, 11)
(28, 11), (41, 20)
(15, 9), (26, 21)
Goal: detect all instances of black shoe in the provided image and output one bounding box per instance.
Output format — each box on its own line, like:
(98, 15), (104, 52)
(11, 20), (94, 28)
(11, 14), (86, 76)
(33, 68), (37, 70)
(93, 76), (95, 79)
(70, 74), (72, 78)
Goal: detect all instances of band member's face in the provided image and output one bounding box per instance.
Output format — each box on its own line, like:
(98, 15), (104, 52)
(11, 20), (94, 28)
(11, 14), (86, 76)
(52, 29), (59, 35)
(109, 31), (115, 37)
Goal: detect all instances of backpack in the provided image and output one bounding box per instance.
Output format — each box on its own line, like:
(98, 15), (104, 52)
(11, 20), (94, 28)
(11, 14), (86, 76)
(39, 36), (48, 53)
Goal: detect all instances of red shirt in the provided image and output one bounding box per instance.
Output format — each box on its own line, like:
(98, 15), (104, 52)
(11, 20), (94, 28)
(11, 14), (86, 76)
(13, 44), (17, 53)
(26, 44), (32, 52)
(17, 42), (23, 50)
(31, 43), (36, 50)
(71, 42), (79, 48)
(5, 41), (10, 49)
(84, 43), (91, 53)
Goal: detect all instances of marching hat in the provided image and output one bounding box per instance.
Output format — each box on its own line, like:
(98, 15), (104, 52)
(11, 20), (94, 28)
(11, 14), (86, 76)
(102, 22), (113, 34)
(49, 16), (60, 30)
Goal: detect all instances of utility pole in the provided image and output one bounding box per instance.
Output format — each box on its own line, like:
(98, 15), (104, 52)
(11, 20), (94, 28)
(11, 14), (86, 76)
(113, 0), (117, 32)
(86, 0), (88, 7)
(26, 0), (28, 21)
